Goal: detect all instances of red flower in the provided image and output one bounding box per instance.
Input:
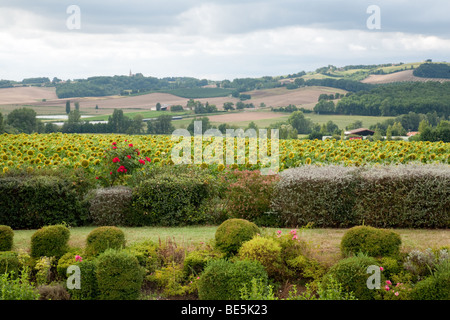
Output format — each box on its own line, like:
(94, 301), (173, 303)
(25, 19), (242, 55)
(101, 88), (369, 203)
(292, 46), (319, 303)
(117, 165), (127, 173)
(112, 146), (117, 149)
(112, 157), (120, 163)
(146, 157), (152, 162)
(139, 159), (145, 164)
(95, 177), (99, 179)
(112, 142), (117, 145)
(126, 155), (131, 159)
(128, 143), (133, 147)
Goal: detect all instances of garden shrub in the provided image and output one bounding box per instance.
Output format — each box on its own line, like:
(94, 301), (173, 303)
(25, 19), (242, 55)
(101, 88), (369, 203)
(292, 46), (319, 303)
(37, 284), (70, 300)
(183, 250), (219, 278)
(198, 259), (268, 300)
(147, 264), (192, 297)
(85, 186), (133, 226)
(130, 171), (213, 226)
(67, 259), (99, 300)
(0, 225), (13, 251)
(0, 251), (19, 275)
(238, 236), (284, 279)
(56, 249), (84, 278)
(30, 224), (70, 259)
(215, 219), (260, 256)
(221, 170), (280, 226)
(85, 226), (126, 257)
(403, 248), (449, 280)
(271, 165), (359, 227)
(95, 249), (145, 300)
(323, 253), (379, 300)
(123, 240), (158, 273)
(354, 164), (449, 228)
(340, 225), (402, 258)
(411, 260), (450, 300)
(0, 270), (40, 300)
(0, 175), (87, 229)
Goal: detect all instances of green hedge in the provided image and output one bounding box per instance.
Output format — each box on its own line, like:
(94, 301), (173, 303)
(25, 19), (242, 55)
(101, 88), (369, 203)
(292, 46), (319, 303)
(271, 164), (449, 228)
(30, 224), (70, 259)
(129, 171), (213, 226)
(0, 225), (14, 251)
(0, 175), (87, 229)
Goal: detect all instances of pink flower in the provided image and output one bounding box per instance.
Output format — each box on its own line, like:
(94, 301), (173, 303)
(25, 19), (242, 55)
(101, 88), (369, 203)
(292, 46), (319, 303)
(276, 230), (282, 235)
(380, 267), (384, 271)
(292, 235), (298, 240)
(289, 229), (297, 235)
(386, 280), (392, 285)
(196, 277), (200, 280)
(75, 255), (83, 262)
(395, 292), (399, 296)
(385, 285), (390, 291)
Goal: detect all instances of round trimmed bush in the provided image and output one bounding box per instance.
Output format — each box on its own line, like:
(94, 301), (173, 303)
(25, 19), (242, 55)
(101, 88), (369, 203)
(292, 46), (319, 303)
(340, 225), (402, 258)
(68, 260), (99, 300)
(238, 236), (284, 279)
(0, 251), (19, 275)
(0, 225), (14, 251)
(323, 254), (379, 300)
(85, 226), (126, 257)
(95, 249), (145, 300)
(215, 219), (260, 256)
(198, 259), (268, 300)
(30, 224), (70, 259)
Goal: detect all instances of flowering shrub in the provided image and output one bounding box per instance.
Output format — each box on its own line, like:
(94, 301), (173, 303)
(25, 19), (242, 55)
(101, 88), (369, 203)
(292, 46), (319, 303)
(221, 170), (279, 226)
(96, 140), (151, 187)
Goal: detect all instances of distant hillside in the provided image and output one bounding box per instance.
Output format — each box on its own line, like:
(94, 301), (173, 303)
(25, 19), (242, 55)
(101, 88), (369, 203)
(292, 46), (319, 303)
(413, 63), (450, 79)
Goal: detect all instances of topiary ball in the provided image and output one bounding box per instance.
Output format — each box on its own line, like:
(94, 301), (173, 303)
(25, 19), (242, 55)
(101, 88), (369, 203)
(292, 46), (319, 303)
(0, 225), (14, 251)
(95, 249), (145, 300)
(85, 226), (126, 257)
(238, 236), (284, 279)
(198, 258), (268, 300)
(30, 224), (70, 259)
(215, 219), (260, 256)
(340, 225), (402, 258)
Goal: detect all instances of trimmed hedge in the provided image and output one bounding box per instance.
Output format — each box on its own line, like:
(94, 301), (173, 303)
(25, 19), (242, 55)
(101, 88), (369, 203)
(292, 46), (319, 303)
(129, 171), (213, 226)
(340, 226), (402, 258)
(85, 226), (126, 257)
(197, 259), (268, 300)
(271, 164), (450, 228)
(0, 225), (14, 251)
(215, 219), (260, 256)
(0, 175), (87, 229)
(96, 249), (145, 300)
(86, 186), (133, 226)
(30, 224), (70, 259)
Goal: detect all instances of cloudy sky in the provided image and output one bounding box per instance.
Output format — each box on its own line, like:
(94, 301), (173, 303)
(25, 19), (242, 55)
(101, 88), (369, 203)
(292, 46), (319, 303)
(1, 0), (450, 81)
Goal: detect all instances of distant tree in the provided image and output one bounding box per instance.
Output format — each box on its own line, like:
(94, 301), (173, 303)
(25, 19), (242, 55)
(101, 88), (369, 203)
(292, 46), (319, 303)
(386, 125), (392, 140)
(44, 122), (59, 133)
(147, 115), (175, 135)
(247, 121), (258, 131)
(6, 108), (37, 133)
(314, 100), (335, 114)
(95, 105), (99, 110)
(127, 114), (145, 134)
(74, 102), (80, 111)
(236, 102), (245, 110)
(156, 102), (162, 111)
(223, 102), (235, 111)
(170, 105), (184, 112)
(187, 117), (213, 135)
(108, 109), (131, 133)
(373, 126), (383, 141)
(418, 119), (430, 133)
(288, 111), (315, 134)
(66, 100), (71, 114)
(346, 120), (363, 130)
(294, 78), (305, 87)
(0, 112), (3, 133)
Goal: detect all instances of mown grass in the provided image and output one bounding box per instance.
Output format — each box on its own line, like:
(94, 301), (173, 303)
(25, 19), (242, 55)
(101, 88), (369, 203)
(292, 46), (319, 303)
(11, 226), (449, 265)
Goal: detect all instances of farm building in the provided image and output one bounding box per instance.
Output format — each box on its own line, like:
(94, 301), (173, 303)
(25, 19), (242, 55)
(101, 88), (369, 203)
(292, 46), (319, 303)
(344, 128), (375, 136)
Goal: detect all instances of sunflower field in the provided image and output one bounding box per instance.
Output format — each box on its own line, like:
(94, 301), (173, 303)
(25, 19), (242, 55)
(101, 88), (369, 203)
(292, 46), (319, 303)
(0, 133), (449, 178)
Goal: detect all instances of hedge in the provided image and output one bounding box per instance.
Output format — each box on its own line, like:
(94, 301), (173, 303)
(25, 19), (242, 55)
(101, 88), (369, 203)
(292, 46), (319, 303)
(271, 164), (449, 228)
(0, 175), (87, 229)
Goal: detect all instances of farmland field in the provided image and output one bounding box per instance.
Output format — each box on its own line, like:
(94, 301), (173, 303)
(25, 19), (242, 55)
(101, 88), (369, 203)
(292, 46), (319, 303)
(1, 133), (448, 175)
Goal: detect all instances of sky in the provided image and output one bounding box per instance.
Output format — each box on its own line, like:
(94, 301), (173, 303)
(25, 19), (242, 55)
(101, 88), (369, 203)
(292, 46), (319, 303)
(1, 0), (450, 81)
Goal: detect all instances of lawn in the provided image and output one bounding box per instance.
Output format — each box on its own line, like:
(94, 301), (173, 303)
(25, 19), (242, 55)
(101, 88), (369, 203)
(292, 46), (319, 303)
(12, 226), (449, 266)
